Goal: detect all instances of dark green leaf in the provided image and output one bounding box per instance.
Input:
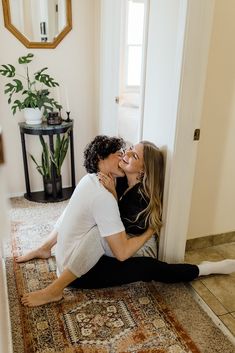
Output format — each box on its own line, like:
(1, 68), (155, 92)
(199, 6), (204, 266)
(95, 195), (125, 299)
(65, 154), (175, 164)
(11, 100), (23, 114)
(34, 69), (59, 87)
(0, 64), (16, 77)
(4, 83), (15, 94)
(18, 53), (34, 64)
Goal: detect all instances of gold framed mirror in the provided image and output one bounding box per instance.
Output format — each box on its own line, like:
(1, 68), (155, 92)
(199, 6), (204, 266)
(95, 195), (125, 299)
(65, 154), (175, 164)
(2, 0), (72, 49)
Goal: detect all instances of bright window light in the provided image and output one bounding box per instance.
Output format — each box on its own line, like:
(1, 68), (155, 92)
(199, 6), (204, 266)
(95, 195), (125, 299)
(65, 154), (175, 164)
(127, 46), (142, 86)
(125, 0), (145, 89)
(127, 1), (144, 45)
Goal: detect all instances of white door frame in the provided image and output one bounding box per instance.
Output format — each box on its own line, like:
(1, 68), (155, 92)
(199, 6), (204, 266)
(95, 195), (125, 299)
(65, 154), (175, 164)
(160, 0), (215, 262)
(99, 0), (215, 262)
(142, 0), (215, 262)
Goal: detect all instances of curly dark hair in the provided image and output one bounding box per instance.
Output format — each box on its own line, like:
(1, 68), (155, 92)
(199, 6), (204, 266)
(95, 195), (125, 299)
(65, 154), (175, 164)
(83, 135), (126, 173)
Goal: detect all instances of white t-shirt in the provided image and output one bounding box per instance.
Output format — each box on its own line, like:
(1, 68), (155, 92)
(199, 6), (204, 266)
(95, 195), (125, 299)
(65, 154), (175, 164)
(55, 174), (125, 275)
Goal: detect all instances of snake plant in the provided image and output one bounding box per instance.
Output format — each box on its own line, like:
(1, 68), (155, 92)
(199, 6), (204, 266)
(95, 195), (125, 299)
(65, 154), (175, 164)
(50, 133), (70, 177)
(30, 132), (70, 179)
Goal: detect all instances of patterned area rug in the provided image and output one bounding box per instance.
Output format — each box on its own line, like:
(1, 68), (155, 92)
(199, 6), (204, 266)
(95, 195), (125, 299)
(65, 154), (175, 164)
(6, 198), (235, 353)
(7, 255), (200, 353)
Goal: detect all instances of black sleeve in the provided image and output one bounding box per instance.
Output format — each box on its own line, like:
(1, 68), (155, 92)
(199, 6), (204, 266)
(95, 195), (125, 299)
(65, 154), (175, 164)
(118, 184), (149, 235)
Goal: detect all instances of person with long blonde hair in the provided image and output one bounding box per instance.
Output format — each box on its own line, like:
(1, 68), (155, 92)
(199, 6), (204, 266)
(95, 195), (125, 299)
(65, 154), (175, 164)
(118, 141), (164, 236)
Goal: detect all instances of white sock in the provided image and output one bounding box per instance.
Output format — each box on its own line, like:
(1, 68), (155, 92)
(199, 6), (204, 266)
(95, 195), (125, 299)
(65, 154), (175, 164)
(198, 259), (235, 276)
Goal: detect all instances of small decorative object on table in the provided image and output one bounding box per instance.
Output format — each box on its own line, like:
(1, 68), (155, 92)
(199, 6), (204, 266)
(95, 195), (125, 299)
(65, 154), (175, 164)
(66, 111), (72, 122)
(47, 112), (62, 125)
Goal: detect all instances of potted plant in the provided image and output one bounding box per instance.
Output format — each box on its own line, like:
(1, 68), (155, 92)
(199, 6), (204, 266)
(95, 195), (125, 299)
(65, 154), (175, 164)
(30, 132), (70, 196)
(0, 53), (62, 124)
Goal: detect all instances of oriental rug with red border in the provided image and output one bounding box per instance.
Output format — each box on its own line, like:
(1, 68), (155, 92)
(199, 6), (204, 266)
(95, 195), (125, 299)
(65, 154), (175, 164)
(6, 221), (201, 353)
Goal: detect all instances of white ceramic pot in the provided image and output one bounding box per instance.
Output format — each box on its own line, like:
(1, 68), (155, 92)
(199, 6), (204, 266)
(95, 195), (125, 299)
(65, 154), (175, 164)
(24, 108), (43, 125)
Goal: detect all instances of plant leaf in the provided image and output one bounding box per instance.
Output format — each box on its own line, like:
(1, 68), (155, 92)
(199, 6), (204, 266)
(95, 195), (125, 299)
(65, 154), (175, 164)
(34, 69), (59, 87)
(18, 53), (34, 64)
(29, 154), (44, 176)
(0, 64), (16, 77)
(39, 136), (51, 179)
(11, 100), (23, 114)
(4, 83), (15, 94)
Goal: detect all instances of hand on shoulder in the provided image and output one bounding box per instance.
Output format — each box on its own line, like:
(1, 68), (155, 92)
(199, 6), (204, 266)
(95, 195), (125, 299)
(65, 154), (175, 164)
(98, 172), (117, 198)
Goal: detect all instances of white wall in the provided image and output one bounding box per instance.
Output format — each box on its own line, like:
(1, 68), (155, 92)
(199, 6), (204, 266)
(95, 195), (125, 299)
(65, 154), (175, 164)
(188, 0), (235, 239)
(0, 0), (98, 196)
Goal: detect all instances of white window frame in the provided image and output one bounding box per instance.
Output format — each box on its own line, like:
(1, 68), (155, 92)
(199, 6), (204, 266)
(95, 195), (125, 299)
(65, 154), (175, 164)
(120, 0), (145, 94)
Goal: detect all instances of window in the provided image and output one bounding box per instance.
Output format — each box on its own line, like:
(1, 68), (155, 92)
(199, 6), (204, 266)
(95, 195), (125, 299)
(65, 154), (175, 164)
(124, 0), (145, 91)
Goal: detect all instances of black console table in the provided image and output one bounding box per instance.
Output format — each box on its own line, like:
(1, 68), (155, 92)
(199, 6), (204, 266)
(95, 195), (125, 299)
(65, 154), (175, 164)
(19, 121), (76, 203)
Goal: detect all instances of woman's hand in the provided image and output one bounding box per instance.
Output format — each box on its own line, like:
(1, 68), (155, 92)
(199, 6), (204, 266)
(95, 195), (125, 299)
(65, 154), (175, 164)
(98, 172), (117, 199)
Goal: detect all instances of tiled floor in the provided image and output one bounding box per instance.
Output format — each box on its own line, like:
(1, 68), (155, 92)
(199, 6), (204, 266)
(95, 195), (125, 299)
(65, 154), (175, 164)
(185, 242), (235, 338)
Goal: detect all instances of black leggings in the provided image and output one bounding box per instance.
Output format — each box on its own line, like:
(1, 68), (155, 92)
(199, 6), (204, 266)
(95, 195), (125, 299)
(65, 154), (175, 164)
(70, 255), (199, 289)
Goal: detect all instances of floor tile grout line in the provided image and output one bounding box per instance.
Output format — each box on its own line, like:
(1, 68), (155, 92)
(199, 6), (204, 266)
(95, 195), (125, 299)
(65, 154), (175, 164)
(200, 277), (235, 315)
(192, 279), (229, 316)
(188, 285), (235, 345)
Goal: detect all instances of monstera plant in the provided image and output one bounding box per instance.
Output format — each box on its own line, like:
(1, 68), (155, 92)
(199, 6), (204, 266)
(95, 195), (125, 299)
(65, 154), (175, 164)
(0, 53), (62, 123)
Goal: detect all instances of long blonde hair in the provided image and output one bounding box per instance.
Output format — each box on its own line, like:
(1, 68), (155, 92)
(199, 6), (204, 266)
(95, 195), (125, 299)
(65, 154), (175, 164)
(137, 141), (164, 235)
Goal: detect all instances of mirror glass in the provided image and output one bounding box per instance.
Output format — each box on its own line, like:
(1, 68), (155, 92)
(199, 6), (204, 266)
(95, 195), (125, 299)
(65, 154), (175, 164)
(2, 0), (72, 48)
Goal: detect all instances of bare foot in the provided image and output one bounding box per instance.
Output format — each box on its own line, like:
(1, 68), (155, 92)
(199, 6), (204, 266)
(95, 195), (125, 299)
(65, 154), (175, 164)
(21, 287), (63, 307)
(15, 246), (52, 263)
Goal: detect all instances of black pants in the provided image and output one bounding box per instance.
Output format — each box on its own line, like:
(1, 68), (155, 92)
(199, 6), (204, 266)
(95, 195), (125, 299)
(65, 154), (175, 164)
(70, 255), (199, 289)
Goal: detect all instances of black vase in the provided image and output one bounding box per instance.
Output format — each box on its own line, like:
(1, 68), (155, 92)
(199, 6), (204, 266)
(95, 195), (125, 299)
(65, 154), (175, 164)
(43, 175), (62, 196)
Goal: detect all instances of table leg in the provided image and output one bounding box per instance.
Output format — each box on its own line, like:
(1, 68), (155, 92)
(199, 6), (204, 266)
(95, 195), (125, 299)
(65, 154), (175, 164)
(70, 129), (76, 189)
(20, 132), (31, 196)
(49, 134), (57, 199)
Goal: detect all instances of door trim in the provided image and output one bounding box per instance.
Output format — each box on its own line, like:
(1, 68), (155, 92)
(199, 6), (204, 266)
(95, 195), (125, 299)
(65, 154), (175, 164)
(158, 0), (215, 262)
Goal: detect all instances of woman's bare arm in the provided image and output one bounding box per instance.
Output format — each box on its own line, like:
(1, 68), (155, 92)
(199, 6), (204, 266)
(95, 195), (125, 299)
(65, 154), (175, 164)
(105, 227), (154, 261)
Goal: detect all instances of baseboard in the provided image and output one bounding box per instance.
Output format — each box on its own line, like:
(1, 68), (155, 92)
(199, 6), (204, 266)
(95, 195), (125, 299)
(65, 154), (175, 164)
(186, 232), (235, 251)
(7, 192), (24, 198)
(8, 184), (73, 200)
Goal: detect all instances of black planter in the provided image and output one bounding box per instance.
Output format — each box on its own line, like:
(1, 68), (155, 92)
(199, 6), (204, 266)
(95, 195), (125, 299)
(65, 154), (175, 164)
(43, 175), (62, 196)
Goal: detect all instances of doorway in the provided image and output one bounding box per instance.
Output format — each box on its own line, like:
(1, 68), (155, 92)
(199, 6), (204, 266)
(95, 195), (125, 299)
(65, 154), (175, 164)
(117, 0), (146, 145)
(98, 0), (147, 143)
(99, 0), (214, 262)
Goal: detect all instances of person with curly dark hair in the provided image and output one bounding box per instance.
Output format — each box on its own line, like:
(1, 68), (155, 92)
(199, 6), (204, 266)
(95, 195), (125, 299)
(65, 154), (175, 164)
(83, 135), (125, 173)
(19, 135), (154, 307)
